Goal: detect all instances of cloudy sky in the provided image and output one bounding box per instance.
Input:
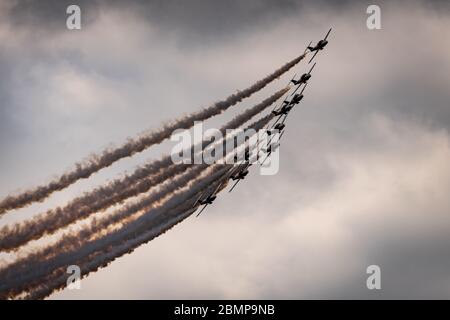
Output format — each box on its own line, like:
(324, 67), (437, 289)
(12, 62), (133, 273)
(1, 0), (450, 299)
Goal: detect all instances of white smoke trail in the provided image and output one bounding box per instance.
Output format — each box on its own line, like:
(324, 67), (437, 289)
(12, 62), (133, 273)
(0, 53), (305, 215)
(0, 88), (287, 251)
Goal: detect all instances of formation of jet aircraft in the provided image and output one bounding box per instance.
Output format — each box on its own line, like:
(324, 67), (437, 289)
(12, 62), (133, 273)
(193, 28), (332, 217)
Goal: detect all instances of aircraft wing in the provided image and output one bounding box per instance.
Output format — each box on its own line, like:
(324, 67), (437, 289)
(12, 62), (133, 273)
(308, 62), (316, 74)
(261, 152), (271, 166)
(324, 28), (332, 41)
(276, 113), (285, 124)
(211, 173), (228, 196)
(228, 178), (244, 193)
(261, 140), (283, 166)
(193, 187), (210, 208)
(195, 169), (231, 217)
(272, 113), (287, 128)
(270, 118), (280, 129)
(236, 161), (252, 176)
(308, 50), (319, 64)
(193, 173), (225, 208)
(229, 162), (244, 175)
(217, 165), (241, 192)
(288, 73), (297, 85)
(290, 84), (302, 96)
(300, 83), (308, 95)
(304, 41), (312, 53)
(268, 129), (285, 147)
(272, 114), (288, 133)
(272, 92), (290, 112)
(196, 204), (208, 217)
(270, 115), (282, 129)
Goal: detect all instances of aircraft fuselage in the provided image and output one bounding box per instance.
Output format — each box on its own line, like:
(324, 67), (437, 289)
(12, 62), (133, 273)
(301, 73), (311, 82)
(291, 94), (304, 105)
(200, 195), (216, 205)
(310, 40), (328, 52)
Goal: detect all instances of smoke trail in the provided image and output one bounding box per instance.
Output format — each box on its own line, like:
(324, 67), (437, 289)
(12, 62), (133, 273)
(0, 113), (273, 283)
(26, 201), (204, 299)
(0, 114), (274, 298)
(0, 53), (305, 215)
(0, 165), (231, 298)
(0, 168), (212, 299)
(0, 165), (208, 276)
(25, 193), (211, 299)
(0, 88), (287, 251)
(24, 173), (231, 300)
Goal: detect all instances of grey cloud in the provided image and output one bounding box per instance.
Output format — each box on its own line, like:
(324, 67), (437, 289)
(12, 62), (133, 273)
(6, 0), (100, 32)
(6, 0), (448, 44)
(1, 0), (450, 299)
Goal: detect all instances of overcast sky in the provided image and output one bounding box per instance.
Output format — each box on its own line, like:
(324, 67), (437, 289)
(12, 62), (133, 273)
(1, 0), (450, 299)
